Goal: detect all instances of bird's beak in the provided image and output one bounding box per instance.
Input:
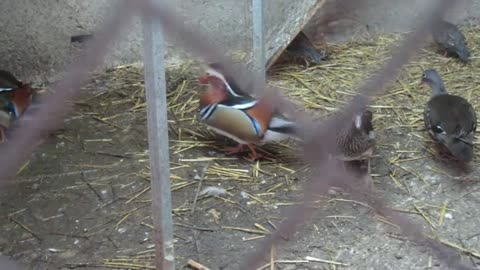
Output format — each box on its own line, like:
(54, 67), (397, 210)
(199, 74), (210, 84)
(418, 79), (425, 87)
(0, 126), (6, 144)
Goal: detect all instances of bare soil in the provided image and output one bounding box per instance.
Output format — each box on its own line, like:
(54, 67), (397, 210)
(1, 56), (479, 270)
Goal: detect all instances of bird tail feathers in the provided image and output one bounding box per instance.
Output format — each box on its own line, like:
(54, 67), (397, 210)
(446, 139), (474, 162)
(267, 115), (300, 138)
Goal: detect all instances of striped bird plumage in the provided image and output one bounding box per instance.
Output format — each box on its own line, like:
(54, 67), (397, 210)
(198, 64), (298, 160)
(0, 70), (34, 143)
(335, 110), (375, 161)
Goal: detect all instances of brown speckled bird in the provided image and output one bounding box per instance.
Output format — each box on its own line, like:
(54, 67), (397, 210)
(335, 110), (375, 161)
(333, 110), (376, 188)
(420, 69), (476, 162)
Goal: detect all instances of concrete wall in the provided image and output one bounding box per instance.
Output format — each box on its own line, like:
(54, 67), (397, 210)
(1, 0), (250, 83)
(0, 0), (318, 83)
(0, 0), (478, 83)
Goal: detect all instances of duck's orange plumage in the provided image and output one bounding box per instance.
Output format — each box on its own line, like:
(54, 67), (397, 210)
(199, 74), (273, 137)
(199, 75), (229, 108)
(197, 69), (298, 161)
(13, 84), (32, 116)
(245, 98), (273, 138)
(198, 74), (275, 139)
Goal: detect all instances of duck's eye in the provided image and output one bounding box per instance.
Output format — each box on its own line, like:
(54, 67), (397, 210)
(432, 125), (445, 134)
(422, 73), (427, 78)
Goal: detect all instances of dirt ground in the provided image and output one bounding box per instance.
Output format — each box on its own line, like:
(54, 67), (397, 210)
(1, 33), (480, 270)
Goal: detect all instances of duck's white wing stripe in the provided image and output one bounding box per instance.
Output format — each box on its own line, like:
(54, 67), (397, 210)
(268, 116), (295, 129)
(200, 104), (217, 120)
(228, 101), (258, 110)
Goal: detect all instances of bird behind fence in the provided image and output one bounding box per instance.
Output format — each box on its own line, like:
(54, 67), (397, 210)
(0, 1), (476, 270)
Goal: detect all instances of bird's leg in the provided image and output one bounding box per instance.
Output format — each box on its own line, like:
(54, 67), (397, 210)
(223, 143), (263, 161)
(365, 159), (375, 190)
(244, 144), (263, 161)
(366, 159), (371, 176)
(223, 144), (245, 155)
(303, 57), (309, 68)
(0, 127), (6, 144)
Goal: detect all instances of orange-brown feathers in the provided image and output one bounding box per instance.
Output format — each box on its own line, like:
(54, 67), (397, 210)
(10, 84), (33, 117)
(245, 97), (273, 137)
(199, 73), (275, 137)
(199, 75), (229, 107)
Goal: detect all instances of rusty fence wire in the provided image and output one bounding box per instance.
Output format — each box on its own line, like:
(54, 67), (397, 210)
(0, 0), (476, 269)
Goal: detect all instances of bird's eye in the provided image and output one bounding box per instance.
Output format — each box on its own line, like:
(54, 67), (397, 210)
(432, 125), (444, 134)
(422, 73), (426, 78)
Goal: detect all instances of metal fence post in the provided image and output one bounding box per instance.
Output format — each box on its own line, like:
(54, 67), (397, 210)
(142, 1), (175, 269)
(252, 0), (266, 82)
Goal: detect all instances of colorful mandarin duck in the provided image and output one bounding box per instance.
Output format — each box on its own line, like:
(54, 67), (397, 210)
(420, 69), (476, 162)
(198, 63), (298, 160)
(432, 20), (470, 62)
(0, 70), (34, 143)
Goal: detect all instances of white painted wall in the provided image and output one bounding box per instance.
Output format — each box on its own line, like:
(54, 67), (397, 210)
(0, 0), (477, 83)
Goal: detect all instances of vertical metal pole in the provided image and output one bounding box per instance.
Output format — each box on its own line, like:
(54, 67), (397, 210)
(142, 1), (175, 269)
(252, 0), (266, 82)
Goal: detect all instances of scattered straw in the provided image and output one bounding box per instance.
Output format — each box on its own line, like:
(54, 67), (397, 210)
(33, 25), (480, 269)
(187, 259), (211, 270)
(413, 204), (438, 230)
(222, 226), (270, 235)
(305, 256), (348, 266)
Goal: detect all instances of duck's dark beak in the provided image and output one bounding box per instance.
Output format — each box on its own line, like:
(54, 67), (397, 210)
(418, 78), (426, 87)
